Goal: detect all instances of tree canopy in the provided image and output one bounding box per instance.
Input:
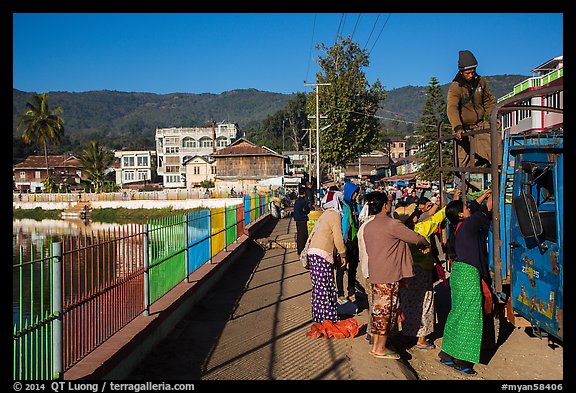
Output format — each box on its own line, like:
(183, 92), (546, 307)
(16, 92), (65, 175)
(307, 35), (386, 170)
(414, 77), (453, 183)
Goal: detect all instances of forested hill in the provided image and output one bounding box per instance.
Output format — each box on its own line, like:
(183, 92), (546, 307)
(13, 74), (527, 160)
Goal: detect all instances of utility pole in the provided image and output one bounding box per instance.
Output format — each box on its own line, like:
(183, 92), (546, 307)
(304, 81), (331, 203)
(302, 128), (313, 182)
(282, 118), (286, 153)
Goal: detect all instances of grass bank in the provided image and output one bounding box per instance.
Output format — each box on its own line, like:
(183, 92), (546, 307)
(90, 207), (193, 224)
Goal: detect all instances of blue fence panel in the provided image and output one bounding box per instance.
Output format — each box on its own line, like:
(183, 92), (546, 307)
(244, 195), (251, 226)
(186, 209), (211, 274)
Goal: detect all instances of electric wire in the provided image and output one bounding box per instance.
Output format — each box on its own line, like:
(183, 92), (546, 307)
(305, 14), (317, 87)
(368, 13), (392, 56)
(363, 14), (381, 51)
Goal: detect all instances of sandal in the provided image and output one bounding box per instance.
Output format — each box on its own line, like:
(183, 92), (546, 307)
(369, 350), (400, 360)
(416, 342), (436, 350)
(454, 365), (477, 376)
(439, 359), (456, 368)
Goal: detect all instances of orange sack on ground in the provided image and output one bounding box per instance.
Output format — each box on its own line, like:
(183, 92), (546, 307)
(304, 317), (364, 339)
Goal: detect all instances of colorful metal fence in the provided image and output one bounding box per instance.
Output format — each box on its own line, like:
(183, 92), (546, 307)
(148, 216), (187, 304)
(13, 197), (270, 380)
(13, 240), (56, 380)
(60, 225), (146, 371)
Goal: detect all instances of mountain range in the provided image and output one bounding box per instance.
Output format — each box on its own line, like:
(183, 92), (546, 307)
(13, 74), (528, 160)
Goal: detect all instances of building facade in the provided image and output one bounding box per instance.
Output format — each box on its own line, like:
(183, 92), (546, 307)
(13, 155), (84, 193)
(114, 150), (156, 189)
(155, 122), (240, 188)
(211, 138), (285, 194)
(498, 55), (563, 134)
(184, 155), (216, 189)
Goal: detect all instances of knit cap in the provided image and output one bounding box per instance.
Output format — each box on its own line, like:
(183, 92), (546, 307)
(458, 50), (478, 71)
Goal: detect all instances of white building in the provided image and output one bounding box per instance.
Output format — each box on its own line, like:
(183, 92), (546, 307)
(498, 55), (563, 134)
(114, 150), (156, 189)
(155, 122), (240, 188)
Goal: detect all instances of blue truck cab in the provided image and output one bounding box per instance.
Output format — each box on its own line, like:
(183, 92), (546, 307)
(488, 57), (563, 341)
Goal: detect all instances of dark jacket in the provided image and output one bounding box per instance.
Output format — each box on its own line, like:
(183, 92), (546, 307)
(447, 72), (495, 133)
(293, 196), (310, 222)
(453, 200), (491, 279)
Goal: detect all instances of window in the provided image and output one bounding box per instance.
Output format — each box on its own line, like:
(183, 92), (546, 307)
(124, 171), (135, 181)
(545, 92), (561, 111)
(35, 171), (41, 178)
(200, 137), (213, 148)
(138, 170), (147, 180)
(123, 156), (135, 167)
(165, 146), (179, 154)
(182, 137), (196, 148)
(166, 175), (181, 183)
(137, 156), (148, 167)
(20, 171), (25, 179)
(517, 100), (531, 121)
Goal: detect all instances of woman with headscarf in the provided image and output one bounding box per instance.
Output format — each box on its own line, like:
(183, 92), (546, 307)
(305, 190), (347, 323)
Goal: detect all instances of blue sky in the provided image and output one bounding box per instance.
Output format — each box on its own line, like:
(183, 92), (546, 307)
(13, 13), (564, 95)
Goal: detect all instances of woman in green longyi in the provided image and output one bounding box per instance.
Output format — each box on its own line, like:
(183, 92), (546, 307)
(439, 189), (492, 376)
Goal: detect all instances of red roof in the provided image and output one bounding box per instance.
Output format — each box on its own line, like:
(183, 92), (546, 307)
(13, 155), (82, 169)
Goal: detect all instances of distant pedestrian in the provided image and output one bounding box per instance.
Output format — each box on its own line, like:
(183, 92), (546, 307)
(293, 186), (311, 255)
(438, 189), (492, 376)
(305, 190), (347, 323)
(305, 181), (315, 210)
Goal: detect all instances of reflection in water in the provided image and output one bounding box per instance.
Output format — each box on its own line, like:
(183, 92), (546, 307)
(13, 219), (141, 327)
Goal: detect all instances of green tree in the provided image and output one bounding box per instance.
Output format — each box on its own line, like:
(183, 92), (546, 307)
(245, 92), (310, 153)
(78, 141), (114, 193)
(42, 173), (57, 193)
(16, 93), (65, 176)
(414, 77), (453, 183)
(307, 35), (386, 171)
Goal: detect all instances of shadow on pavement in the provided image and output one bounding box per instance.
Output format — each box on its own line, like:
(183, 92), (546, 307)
(127, 219), (278, 380)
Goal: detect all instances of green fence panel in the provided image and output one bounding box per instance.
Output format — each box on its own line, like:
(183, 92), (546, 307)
(148, 215), (187, 304)
(225, 205), (237, 247)
(13, 240), (55, 380)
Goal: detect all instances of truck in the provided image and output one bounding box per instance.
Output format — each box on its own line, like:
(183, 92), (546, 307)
(438, 56), (563, 343)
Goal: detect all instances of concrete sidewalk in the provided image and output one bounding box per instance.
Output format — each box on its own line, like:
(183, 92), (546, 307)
(126, 215), (415, 380)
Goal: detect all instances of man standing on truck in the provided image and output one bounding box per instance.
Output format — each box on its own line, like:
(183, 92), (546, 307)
(446, 50), (498, 169)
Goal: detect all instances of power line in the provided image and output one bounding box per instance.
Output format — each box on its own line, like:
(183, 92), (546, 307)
(368, 13), (392, 56)
(305, 14), (317, 84)
(351, 13), (361, 41)
(363, 14), (380, 51)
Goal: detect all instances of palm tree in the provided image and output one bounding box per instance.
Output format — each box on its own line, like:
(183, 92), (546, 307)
(16, 93), (65, 177)
(79, 141), (113, 193)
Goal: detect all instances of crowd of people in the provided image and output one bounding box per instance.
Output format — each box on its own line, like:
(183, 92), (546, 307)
(299, 178), (493, 376)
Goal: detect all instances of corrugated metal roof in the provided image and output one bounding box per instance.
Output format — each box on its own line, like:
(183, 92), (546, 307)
(13, 155), (82, 169)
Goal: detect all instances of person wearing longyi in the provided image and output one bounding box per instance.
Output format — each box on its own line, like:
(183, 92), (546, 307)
(358, 191), (429, 360)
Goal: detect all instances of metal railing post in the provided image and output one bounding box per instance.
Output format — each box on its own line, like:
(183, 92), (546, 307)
(184, 213), (190, 282)
(143, 224), (150, 316)
(51, 242), (63, 380)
